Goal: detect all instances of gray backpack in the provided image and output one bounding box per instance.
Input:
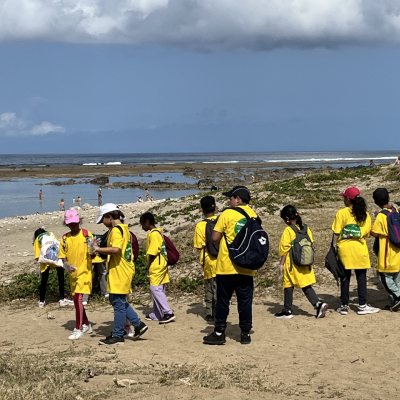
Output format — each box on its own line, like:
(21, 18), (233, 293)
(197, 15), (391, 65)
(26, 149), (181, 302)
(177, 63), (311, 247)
(289, 224), (314, 270)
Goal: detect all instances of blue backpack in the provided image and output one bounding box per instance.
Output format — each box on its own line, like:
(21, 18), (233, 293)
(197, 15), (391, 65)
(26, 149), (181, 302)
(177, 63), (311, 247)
(380, 207), (400, 248)
(224, 207), (269, 270)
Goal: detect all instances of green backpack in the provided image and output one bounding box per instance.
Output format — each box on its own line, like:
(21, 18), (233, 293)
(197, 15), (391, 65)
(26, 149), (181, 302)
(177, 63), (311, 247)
(289, 224), (314, 270)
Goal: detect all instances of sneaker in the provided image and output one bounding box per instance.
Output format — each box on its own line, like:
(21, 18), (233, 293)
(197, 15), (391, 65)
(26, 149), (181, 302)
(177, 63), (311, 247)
(241, 333), (251, 344)
(82, 324), (93, 334)
(104, 293), (109, 298)
(68, 328), (84, 340)
(315, 302), (329, 319)
(357, 304), (380, 315)
(99, 335), (124, 346)
(124, 326), (134, 338)
(203, 331), (226, 345)
(336, 305), (349, 315)
(145, 314), (157, 321)
(205, 314), (214, 322)
(274, 309), (293, 319)
(133, 322), (148, 339)
(59, 299), (74, 307)
(82, 301), (88, 306)
(390, 299), (400, 312)
(38, 301), (45, 308)
(159, 313), (176, 324)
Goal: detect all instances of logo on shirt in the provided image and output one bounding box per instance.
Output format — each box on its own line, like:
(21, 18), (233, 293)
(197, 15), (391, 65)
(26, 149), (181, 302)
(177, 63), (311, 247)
(234, 218), (247, 234)
(340, 224), (362, 239)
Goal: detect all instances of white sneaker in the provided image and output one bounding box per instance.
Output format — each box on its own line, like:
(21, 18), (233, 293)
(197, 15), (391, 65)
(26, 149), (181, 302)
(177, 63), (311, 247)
(82, 324), (93, 334)
(59, 299), (74, 307)
(38, 301), (45, 308)
(68, 328), (84, 340)
(357, 304), (380, 315)
(82, 301), (88, 306)
(104, 293), (109, 298)
(124, 327), (133, 338)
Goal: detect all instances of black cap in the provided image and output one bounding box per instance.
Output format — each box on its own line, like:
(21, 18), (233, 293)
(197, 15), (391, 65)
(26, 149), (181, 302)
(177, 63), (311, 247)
(200, 195), (216, 210)
(222, 186), (251, 202)
(373, 188), (389, 205)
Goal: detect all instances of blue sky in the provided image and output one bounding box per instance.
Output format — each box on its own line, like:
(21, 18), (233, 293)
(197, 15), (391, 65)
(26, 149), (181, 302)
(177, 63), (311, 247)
(1, 1), (400, 153)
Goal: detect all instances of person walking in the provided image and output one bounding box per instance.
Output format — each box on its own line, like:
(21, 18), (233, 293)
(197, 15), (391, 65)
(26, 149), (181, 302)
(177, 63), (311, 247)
(332, 187), (379, 315)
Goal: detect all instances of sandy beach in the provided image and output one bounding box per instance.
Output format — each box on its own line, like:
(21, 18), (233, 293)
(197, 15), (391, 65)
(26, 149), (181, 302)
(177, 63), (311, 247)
(1, 163), (399, 399)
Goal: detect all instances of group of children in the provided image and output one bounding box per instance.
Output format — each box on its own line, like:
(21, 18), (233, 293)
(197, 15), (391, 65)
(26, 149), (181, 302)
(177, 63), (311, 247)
(34, 204), (175, 344)
(34, 184), (400, 345)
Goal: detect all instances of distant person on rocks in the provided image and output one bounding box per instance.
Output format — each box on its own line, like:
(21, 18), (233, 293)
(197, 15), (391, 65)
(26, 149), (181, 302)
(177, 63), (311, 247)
(59, 198), (65, 211)
(97, 188), (102, 205)
(77, 196), (81, 205)
(150, 196), (155, 201)
(193, 196), (218, 321)
(251, 175), (256, 183)
(275, 205), (328, 319)
(140, 212), (175, 324)
(203, 186), (258, 346)
(369, 160), (377, 169)
(58, 210), (94, 340)
(39, 189), (43, 200)
(145, 188), (150, 201)
(137, 196), (143, 203)
(33, 228), (74, 308)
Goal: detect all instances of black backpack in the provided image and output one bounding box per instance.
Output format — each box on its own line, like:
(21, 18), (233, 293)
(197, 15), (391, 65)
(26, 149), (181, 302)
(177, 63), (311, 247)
(325, 235), (346, 286)
(224, 207), (269, 270)
(203, 217), (219, 265)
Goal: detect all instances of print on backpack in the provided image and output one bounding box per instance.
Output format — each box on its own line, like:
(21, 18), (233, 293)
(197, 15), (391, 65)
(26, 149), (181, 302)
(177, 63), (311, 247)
(225, 207), (269, 270)
(289, 224), (314, 270)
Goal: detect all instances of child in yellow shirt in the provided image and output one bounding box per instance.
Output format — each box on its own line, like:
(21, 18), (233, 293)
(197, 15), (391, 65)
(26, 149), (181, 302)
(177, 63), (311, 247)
(58, 209), (93, 340)
(275, 205), (328, 319)
(140, 212), (175, 324)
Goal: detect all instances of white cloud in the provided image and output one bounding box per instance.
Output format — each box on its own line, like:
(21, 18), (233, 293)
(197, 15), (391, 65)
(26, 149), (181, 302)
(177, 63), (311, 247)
(0, 112), (66, 137)
(1, 1), (400, 50)
(31, 121), (66, 135)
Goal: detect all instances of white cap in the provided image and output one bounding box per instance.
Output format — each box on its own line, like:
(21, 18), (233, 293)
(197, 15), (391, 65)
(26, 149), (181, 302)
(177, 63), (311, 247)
(96, 203), (119, 224)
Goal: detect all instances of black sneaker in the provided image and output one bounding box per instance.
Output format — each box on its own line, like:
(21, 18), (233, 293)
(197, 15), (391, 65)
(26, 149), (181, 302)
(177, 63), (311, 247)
(315, 302), (329, 319)
(159, 313), (176, 324)
(203, 331), (226, 345)
(99, 335), (124, 346)
(133, 321), (148, 339)
(274, 309), (293, 319)
(241, 333), (251, 344)
(391, 299), (400, 312)
(205, 314), (214, 322)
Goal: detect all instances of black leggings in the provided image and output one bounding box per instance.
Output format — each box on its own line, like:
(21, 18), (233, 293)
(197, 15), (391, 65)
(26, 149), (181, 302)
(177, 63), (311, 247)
(283, 285), (319, 312)
(40, 267), (65, 302)
(340, 269), (367, 306)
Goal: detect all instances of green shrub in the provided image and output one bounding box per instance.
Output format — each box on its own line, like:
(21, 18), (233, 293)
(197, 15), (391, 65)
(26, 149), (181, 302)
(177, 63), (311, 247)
(176, 277), (204, 293)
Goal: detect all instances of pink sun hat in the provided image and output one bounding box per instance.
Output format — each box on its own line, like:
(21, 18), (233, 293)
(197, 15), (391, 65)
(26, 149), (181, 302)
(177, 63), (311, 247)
(64, 209), (80, 224)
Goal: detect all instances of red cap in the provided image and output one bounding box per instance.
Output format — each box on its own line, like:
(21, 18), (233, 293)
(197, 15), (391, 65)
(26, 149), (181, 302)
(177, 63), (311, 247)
(339, 187), (360, 199)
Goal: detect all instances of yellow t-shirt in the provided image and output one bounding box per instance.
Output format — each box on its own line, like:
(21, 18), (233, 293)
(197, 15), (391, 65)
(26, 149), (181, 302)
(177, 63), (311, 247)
(193, 216), (218, 280)
(58, 229), (93, 295)
(279, 225), (316, 288)
(33, 232), (60, 273)
(372, 208), (400, 273)
(213, 205), (257, 277)
(331, 207), (371, 270)
(146, 228), (170, 286)
(106, 224), (135, 294)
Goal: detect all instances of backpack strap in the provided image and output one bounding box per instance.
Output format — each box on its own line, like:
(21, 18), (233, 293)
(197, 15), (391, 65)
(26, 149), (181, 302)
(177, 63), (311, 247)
(115, 225), (124, 237)
(380, 208), (393, 269)
(232, 206), (250, 220)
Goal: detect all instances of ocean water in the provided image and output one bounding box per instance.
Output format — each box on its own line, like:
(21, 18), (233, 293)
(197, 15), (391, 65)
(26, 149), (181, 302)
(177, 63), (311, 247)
(0, 150), (398, 168)
(0, 151), (398, 219)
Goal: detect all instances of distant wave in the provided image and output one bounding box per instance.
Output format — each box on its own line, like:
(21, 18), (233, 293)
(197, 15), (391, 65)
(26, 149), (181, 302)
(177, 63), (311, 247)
(265, 156), (396, 163)
(82, 163), (101, 166)
(105, 162), (122, 165)
(203, 161), (240, 164)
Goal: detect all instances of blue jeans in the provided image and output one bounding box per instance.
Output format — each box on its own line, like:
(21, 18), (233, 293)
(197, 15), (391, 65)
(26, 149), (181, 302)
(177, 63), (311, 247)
(109, 294), (141, 338)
